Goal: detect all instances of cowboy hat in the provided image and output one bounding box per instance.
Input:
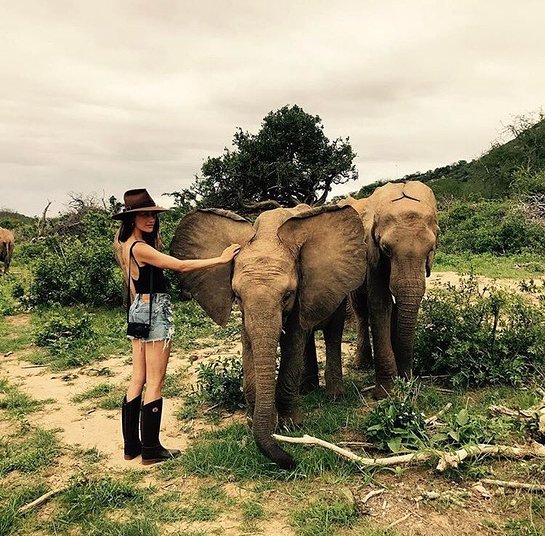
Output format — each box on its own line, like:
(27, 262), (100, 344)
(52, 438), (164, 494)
(112, 189), (169, 220)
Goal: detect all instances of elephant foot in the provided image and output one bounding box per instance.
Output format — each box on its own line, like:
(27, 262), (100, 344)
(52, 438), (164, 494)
(277, 407), (304, 430)
(325, 381), (345, 400)
(373, 378), (394, 399)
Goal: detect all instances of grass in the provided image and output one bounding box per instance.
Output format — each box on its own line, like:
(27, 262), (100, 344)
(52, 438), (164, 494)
(71, 381), (126, 410)
(434, 251), (545, 278)
(0, 377), (52, 418)
(291, 495), (357, 536)
(0, 428), (59, 476)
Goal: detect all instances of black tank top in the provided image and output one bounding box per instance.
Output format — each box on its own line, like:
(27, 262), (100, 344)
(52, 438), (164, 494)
(130, 241), (168, 294)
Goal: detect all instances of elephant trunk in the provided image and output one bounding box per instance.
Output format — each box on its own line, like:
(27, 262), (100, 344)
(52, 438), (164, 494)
(245, 313), (295, 470)
(391, 276), (425, 379)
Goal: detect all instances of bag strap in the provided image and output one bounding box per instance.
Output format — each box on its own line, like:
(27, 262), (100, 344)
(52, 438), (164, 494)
(127, 241), (154, 326)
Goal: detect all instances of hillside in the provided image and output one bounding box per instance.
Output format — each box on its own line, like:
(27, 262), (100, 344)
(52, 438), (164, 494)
(354, 116), (545, 199)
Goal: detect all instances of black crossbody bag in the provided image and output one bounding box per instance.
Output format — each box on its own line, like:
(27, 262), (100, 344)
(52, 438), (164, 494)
(126, 241), (154, 339)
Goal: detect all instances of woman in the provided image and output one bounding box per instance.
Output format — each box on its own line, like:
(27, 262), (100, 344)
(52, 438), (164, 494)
(113, 189), (240, 464)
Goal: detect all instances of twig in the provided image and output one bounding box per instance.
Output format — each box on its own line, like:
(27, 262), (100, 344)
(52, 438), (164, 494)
(425, 403), (453, 425)
(386, 512), (411, 529)
(361, 488), (385, 504)
(21, 364), (47, 369)
(18, 486), (66, 514)
(480, 479), (545, 492)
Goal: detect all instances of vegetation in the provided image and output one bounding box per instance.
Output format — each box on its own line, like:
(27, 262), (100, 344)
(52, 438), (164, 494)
(414, 275), (545, 387)
(187, 104), (358, 211)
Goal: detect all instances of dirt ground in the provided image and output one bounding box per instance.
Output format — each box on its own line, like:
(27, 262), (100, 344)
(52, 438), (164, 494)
(1, 272), (543, 535)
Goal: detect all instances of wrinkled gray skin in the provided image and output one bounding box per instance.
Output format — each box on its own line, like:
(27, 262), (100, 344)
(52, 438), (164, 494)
(0, 228), (15, 275)
(301, 298), (348, 398)
(171, 205), (366, 469)
(341, 181), (439, 397)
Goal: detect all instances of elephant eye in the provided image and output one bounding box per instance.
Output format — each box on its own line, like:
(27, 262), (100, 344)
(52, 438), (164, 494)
(382, 244), (392, 257)
(283, 291), (292, 303)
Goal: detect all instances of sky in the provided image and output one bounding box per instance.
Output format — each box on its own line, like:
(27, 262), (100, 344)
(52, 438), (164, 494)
(1, 1), (544, 216)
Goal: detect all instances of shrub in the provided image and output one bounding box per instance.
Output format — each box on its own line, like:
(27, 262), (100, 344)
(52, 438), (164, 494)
(193, 357), (244, 410)
(364, 379), (427, 453)
(414, 275), (545, 387)
(439, 199), (545, 255)
(29, 238), (123, 306)
(35, 308), (94, 348)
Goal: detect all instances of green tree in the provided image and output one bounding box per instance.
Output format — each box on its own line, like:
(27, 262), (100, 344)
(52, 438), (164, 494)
(191, 105), (358, 211)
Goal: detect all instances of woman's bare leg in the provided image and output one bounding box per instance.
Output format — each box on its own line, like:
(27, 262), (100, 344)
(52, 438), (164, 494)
(126, 339), (146, 401)
(143, 340), (170, 403)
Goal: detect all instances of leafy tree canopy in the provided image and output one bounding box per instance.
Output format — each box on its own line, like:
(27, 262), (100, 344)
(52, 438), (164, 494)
(189, 105), (358, 212)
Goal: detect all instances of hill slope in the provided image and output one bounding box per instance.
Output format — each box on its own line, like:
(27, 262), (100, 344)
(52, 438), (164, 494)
(354, 116), (545, 199)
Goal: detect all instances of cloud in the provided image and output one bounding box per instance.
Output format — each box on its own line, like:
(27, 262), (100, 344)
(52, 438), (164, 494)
(0, 0), (544, 215)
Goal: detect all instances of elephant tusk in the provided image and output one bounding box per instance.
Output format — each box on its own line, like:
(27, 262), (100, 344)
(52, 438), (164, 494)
(391, 294), (396, 304)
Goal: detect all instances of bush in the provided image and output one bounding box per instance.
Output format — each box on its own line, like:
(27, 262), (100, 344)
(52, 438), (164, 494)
(364, 379), (427, 452)
(439, 199), (545, 255)
(193, 357), (244, 410)
(414, 275), (545, 387)
(35, 308), (94, 348)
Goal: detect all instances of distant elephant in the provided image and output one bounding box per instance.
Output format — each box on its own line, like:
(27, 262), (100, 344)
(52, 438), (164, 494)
(340, 181), (439, 397)
(0, 227), (15, 274)
(171, 204), (366, 469)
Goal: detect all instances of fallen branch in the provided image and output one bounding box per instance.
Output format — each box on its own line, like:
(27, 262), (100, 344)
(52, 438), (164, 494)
(272, 434), (545, 472)
(18, 486), (66, 514)
(425, 403), (453, 427)
(490, 402), (545, 435)
(361, 488), (385, 504)
(386, 512), (411, 530)
(480, 479), (545, 492)
(436, 442), (545, 471)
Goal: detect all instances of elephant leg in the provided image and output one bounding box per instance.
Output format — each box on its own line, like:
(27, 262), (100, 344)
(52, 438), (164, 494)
(300, 331), (319, 393)
(350, 289), (373, 370)
(368, 269), (397, 398)
(324, 299), (346, 399)
(241, 327), (255, 423)
(276, 319), (306, 428)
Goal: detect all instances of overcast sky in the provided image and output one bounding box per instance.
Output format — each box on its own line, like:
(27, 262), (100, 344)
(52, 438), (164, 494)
(1, 1), (544, 216)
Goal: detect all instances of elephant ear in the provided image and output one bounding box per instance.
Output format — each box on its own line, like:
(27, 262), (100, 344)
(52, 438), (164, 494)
(278, 205), (366, 330)
(170, 208), (255, 326)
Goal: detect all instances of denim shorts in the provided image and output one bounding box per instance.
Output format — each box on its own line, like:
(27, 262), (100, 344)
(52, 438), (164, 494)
(127, 293), (175, 344)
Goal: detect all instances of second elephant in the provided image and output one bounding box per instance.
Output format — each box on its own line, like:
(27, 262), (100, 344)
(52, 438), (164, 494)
(171, 204), (366, 469)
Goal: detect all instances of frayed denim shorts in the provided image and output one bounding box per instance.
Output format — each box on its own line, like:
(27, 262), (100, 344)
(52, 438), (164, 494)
(127, 293), (175, 344)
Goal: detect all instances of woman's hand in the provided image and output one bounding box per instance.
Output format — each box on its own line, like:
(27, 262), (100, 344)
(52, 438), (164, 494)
(220, 243), (241, 263)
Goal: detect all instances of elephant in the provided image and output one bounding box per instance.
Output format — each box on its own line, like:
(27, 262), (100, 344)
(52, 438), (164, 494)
(170, 204), (366, 469)
(340, 181), (439, 397)
(0, 228), (15, 275)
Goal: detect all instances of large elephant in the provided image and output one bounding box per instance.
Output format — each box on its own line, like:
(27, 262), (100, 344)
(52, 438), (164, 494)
(341, 181), (439, 397)
(171, 204), (366, 469)
(0, 228), (15, 274)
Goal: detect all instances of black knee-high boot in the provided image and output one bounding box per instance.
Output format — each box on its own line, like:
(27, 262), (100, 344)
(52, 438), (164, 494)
(141, 398), (181, 465)
(121, 394), (142, 460)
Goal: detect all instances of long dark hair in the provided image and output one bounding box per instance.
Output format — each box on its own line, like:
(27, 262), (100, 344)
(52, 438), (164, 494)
(118, 214), (163, 250)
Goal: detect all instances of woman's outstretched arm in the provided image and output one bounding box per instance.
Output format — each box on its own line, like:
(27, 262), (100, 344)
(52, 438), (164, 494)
(132, 242), (240, 273)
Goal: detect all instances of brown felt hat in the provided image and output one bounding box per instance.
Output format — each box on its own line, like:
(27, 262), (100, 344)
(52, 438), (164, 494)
(112, 188), (169, 220)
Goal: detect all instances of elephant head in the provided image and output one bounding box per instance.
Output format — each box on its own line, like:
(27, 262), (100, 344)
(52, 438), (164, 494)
(171, 205), (366, 468)
(369, 181), (439, 376)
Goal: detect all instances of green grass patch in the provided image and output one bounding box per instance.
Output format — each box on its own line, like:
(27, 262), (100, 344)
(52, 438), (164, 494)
(163, 368), (188, 398)
(71, 382), (126, 410)
(30, 306), (128, 370)
(0, 428), (59, 476)
(54, 475), (144, 526)
(0, 377), (50, 418)
(291, 495), (357, 536)
(0, 315), (34, 354)
(434, 251), (545, 278)
(0, 482), (49, 536)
